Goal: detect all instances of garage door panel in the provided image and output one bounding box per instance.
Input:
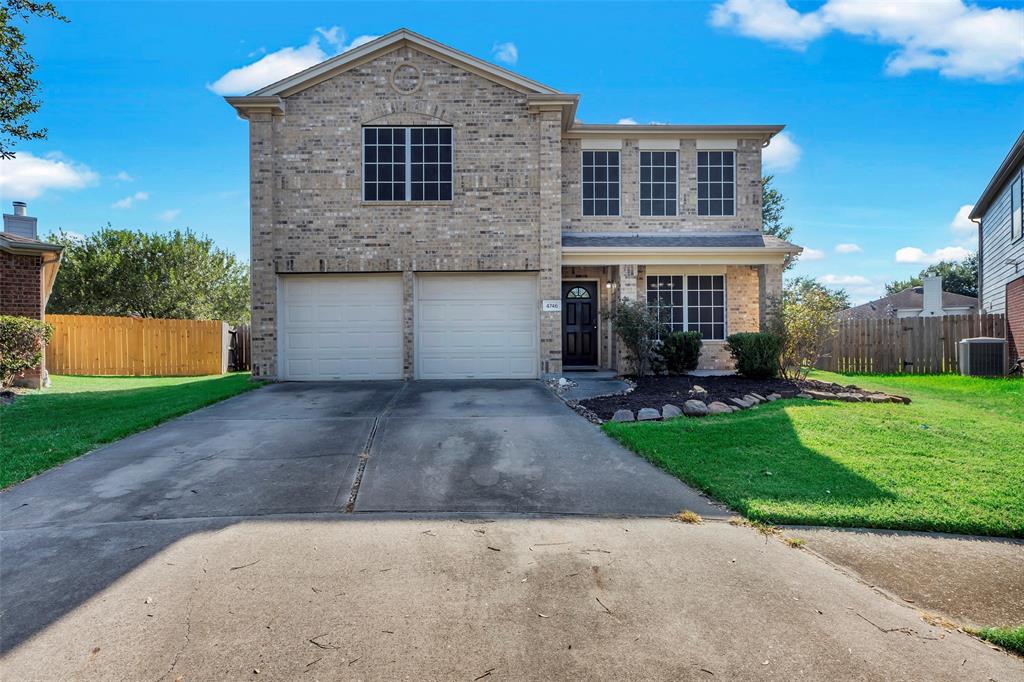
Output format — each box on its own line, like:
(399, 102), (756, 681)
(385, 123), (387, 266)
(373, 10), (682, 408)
(280, 275), (404, 381)
(415, 274), (539, 379)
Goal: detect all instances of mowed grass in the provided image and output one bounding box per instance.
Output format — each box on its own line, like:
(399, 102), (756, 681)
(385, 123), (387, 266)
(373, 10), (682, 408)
(1, 374), (261, 488)
(973, 626), (1024, 656)
(604, 373), (1023, 537)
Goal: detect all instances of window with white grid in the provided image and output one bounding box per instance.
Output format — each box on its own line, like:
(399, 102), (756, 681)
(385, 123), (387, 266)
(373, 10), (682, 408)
(582, 150), (620, 216)
(645, 275), (685, 336)
(639, 151), (678, 217)
(697, 150), (735, 217)
(363, 126), (452, 202)
(686, 275), (726, 340)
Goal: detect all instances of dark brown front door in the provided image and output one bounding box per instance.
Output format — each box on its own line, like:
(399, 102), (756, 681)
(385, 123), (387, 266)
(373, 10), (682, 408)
(563, 282), (598, 367)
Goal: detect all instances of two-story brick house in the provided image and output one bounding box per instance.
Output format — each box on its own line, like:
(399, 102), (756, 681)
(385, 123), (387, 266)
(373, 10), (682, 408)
(971, 130), (1024, 366)
(227, 29), (800, 381)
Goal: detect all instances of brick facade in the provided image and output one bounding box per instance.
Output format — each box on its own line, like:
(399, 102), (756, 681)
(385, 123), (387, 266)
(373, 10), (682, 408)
(0, 252), (45, 386)
(238, 36), (791, 379)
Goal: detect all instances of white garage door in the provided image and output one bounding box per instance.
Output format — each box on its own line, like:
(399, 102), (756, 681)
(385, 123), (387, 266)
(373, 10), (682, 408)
(416, 273), (539, 379)
(279, 274), (403, 380)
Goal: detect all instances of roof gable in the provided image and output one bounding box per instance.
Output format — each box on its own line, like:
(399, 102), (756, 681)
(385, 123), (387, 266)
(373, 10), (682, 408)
(251, 28), (561, 98)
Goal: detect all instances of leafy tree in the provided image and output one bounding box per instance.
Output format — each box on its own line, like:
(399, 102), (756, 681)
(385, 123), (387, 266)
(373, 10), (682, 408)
(47, 227), (250, 325)
(766, 277), (849, 379)
(1, 1), (67, 159)
(884, 253), (978, 298)
(762, 175), (797, 270)
(607, 299), (664, 377)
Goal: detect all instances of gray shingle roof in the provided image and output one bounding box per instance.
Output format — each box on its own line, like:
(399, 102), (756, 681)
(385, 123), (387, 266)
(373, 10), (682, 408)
(839, 287), (979, 320)
(561, 232), (799, 250)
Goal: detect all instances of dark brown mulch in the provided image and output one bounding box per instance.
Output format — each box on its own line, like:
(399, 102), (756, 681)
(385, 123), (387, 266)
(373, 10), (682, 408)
(578, 375), (871, 420)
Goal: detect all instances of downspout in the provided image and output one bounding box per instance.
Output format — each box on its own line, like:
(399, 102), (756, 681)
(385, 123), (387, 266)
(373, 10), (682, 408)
(972, 217), (983, 311)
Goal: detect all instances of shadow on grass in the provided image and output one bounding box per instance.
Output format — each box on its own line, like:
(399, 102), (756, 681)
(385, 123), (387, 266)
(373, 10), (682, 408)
(603, 400), (897, 523)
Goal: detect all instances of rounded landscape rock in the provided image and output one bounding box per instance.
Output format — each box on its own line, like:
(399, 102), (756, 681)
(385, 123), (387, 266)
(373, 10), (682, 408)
(707, 401), (732, 415)
(637, 407), (662, 421)
(683, 400), (709, 417)
(662, 404), (683, 419)
(611, 409), (635, 422)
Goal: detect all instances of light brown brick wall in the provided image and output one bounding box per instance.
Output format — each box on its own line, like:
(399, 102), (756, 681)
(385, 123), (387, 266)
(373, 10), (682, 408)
(561, 138), (764, 233)
(248, 46), (559, 378)
(0, 252), (45, 387)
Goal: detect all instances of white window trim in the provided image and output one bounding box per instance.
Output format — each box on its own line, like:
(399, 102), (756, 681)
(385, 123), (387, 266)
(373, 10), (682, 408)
(1011, 170), (1023, 243)
(644, 270), (728, 341)
(580, 138), (623, 150)
(639, 138), (680, 150)
(696, 149), (737, 218)
(638, 149), (679, 218)
(361, 126), (454, 203)
(581, 149), (621, 217)
(696, 138), (737, 150)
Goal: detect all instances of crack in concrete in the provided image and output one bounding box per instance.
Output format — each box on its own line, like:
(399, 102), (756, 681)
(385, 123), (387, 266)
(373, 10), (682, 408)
(343, 383), (408, 513)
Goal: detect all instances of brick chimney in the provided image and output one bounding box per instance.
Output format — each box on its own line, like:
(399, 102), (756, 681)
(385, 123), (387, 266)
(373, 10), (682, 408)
(3, 201), (38, 239)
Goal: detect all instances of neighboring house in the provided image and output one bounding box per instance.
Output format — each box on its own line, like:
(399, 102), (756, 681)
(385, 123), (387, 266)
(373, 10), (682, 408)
(971, 130), (1024, 363)
(226, 29), (800, 381)
(839, 276), (977, 321)
(1, 202), (63, 388)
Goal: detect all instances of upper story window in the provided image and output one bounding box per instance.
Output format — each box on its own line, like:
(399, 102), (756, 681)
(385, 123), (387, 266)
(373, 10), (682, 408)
(1012, 171), (1022, 242)
(639, 151), (678, 217)
(363, 126), (452, 202)
(582, 150), (620, 216)
(697, 150), (735, 217)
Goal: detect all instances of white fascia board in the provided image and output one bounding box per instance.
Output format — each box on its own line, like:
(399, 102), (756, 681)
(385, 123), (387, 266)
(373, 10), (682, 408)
(696, 138), (738, 150)
(561, 247), (792, 266)
(638, 139), (681, 150)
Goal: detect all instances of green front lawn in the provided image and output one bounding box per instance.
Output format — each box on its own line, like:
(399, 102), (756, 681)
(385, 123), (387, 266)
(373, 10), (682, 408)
(973, 626), (1024, 656)
(1, 374), (262, 489)
(605, 373), (1023, 537)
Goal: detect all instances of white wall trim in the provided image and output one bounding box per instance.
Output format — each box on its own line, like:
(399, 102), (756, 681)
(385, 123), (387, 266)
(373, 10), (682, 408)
(639, 138), (681, 150)
(580, 138), (623, 150)
(696, 138), (738, 150)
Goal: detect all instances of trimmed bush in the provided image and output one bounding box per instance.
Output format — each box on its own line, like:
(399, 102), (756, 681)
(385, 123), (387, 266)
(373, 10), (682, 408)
(726, 332), (782, 379)
(0, 316), (53, 388)
(660, 331), (702, 374)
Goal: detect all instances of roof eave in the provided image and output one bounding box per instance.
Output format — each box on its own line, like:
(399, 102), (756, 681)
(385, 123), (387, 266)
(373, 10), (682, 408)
(565, 123), (785, 141)
(969, 129), (1024, 220)
(249, 28), (561, 99)
(0, 236), (63, 256)
(225, 95), (285, 119)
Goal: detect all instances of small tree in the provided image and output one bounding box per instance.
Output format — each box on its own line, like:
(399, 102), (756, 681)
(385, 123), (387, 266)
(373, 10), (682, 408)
(607, 299), (664, 377)
(0, 315), (52, 388)
(767, 278), (849, 379)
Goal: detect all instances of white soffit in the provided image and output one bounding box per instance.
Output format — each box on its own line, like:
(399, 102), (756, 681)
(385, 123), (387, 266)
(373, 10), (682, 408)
(580, 138), (623, 150)
(696, 138), (738, 150)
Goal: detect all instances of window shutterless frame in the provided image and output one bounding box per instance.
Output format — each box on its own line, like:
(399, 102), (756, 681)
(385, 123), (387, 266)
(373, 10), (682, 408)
(1011, 169), (1023, 243)
(362, 126), (453, 202)
(696, 150), (736, 217)
(581, 149), (621, 216)
(645, 273), (727, 340)
(638, 150), (679, 217)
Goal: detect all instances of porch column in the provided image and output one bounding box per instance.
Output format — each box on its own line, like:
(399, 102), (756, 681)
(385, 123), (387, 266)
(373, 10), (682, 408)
(615, 264), (640, 373)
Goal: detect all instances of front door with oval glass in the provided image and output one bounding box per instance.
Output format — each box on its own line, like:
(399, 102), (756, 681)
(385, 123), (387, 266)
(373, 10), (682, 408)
(562, 282), (598, 367)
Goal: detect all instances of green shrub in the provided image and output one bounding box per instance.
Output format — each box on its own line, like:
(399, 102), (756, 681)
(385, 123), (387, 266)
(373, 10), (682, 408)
(726, 332), (782, 379)
(0, 316), (53, 388)
(607, 299), (665, 377)
(660, 331), (702, 374)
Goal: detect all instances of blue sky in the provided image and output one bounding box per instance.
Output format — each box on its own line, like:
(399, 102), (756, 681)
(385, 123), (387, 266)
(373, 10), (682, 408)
(3, 0), (1023, 303)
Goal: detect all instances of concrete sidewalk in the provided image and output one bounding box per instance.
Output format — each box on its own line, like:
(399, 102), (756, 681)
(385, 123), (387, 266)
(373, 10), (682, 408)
(2, 517), (1020, 680)
(785, 526), (1024, 628)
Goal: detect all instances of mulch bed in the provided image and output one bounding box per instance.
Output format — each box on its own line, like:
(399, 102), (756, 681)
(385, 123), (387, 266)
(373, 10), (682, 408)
(578, 374), (898, 421)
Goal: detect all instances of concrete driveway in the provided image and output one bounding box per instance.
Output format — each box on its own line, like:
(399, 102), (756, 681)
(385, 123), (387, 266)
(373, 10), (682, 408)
(3, 381), (1020, 680)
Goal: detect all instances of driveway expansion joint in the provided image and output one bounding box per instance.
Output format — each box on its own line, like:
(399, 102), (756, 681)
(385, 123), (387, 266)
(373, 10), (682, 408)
(343, 382), (408, 513)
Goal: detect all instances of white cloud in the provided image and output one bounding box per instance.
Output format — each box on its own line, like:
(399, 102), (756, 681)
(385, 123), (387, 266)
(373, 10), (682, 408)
(616, 117), (638, 125)
(158, 209), (182, 222)
(111, 191), (149, 209)
(0, 151), (98, 200)
(115, 171), (133, 182)
(800, 247), (826, 261)
(762, 131), (802, 172)
(492, 41), (518, 66)
(894, 245), (972, 265)
(710, 0), (1024, 82)
(207, 27), (380, 95)
(950, 204), (976, 234)
(817, 273), (885, 304)
(711, 0), (827, 49)
(834, 243), (862, 254)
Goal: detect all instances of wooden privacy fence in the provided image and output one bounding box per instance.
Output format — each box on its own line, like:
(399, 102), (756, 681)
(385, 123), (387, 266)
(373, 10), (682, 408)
(821, 313), (1007, 374)
(229, 323), (251, 371)
(46, 314), (229, 376)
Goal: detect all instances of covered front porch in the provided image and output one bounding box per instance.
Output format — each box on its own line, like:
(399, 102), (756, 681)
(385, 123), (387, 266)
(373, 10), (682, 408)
(559, 233), (800, 374)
